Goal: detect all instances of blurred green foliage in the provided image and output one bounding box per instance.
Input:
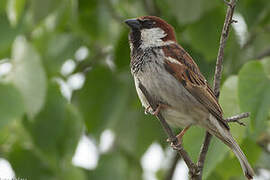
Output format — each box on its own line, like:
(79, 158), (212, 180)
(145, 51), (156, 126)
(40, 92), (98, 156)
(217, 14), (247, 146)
(0, 0), (270, 179)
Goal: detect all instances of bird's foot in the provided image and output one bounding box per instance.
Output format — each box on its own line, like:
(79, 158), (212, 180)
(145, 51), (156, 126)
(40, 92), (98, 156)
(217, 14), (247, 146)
(144, 106), (154, 115)
(167, 125), (191, 151)
(145, 103), (169, 116)
(167, 137), (183, 151)
(153, 103), (169, 116)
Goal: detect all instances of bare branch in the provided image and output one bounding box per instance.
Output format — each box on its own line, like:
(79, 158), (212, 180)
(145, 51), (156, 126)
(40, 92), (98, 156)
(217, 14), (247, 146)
(196, 112), (249, 177)
(197, 132), (212, 177)
(231, 19), (238, 24)
(165, 153), (181, 180)
(138, 83), (199, 179)
(213, 0), (237, 98)
(225, 112), (250, 126)
(223, 0), (232, 7)
(196, 0), (237, 179)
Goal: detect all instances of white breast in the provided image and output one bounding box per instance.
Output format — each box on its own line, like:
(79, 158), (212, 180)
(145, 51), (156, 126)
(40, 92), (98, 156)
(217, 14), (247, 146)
(132, 49), (208, 127)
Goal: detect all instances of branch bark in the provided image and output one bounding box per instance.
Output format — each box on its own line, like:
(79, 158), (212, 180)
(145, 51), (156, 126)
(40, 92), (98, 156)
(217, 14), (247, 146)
(213, 0), (237, 98)
(165, 153), (181, 180)
(195, 0), (237, 179)
(138, 83), (199, 176)
(225, 112), (249, 126)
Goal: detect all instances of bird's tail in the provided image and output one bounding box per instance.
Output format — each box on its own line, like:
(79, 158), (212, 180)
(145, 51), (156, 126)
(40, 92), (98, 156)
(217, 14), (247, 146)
(229, 138), (254, 179)
(207, 115), (255, 179)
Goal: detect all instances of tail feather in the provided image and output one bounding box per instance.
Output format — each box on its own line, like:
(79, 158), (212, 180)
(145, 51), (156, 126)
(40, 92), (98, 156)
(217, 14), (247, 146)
(230, 140), (254, 179)
(207, 115), (255, 179)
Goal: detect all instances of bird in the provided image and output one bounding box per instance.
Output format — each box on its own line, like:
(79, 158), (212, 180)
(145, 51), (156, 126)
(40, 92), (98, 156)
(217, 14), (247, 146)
(124, 16), (254, 179)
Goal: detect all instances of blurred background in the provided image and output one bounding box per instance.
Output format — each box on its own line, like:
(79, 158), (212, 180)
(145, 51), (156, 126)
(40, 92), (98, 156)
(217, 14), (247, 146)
(0, 0), (270, 179)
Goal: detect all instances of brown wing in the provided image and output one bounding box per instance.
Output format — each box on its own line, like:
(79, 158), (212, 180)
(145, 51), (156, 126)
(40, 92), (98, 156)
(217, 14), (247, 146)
(162, 44), (229, 129)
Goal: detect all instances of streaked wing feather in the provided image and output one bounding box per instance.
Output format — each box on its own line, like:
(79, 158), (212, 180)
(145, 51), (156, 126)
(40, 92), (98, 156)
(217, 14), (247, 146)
(162, 44), (229, 129)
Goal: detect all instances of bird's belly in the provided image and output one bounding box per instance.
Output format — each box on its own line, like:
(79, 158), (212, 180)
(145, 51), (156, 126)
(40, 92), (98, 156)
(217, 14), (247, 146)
(162, 108), (194, 127)
(133, 62), (207, 128)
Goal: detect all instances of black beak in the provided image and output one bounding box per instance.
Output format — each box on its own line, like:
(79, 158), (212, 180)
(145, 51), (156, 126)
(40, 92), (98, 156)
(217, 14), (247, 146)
(124, 19), (141, 29)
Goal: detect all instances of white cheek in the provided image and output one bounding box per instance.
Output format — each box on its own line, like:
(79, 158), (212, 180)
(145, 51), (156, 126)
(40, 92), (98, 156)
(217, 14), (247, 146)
(140, 28), (167, 48)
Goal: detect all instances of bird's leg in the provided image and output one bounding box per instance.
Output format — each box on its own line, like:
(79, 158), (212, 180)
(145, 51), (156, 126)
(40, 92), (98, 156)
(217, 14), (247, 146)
(152, 103), (169, 116)
(176, 125), (191, 142)
(167, 125), (191, 150)
(144, 106), (152, 114)
(145, 103), (169, 116)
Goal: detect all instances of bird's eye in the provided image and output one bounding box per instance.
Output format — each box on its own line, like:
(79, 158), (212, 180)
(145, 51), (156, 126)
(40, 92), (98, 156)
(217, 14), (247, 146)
(142, 20), (155, 28)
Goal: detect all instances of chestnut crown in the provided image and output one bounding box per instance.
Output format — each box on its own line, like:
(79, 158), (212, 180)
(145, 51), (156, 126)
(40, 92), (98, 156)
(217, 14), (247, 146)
(125, 16), (177, 49)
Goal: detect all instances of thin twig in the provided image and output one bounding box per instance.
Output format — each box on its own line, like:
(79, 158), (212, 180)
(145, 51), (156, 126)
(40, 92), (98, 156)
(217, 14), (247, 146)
(196, 0), (237, 179)
(138, 83), (199, 178)
(225, 112), (249, 126)
(197, 132), (212, 176)
(165, 153), (181, 180)
(213, 0), (237, 98)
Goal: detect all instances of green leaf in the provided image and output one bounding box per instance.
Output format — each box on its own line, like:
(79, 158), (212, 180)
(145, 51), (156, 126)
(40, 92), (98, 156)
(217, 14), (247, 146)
(114, 109), (165, 158)
(7, 142), (86, 180)
(207, 171), (223, 180)
(219, 76), (246, 142)
(0, 83), (24, 128)
(169, 0), (220, 25)
(183, 75), (251, 179)
(238, 0), (270, 27)
(88, 151), (142, 180)
(72, 66), (124, 137)
(214, 137), (261, 179)
(7, 143), (54, 180)
(252, 33), (270, 60)
(203, 137), (229, 179)
(114, 29), (130, 71)
(185, 8), (224, 61)
(59, 165), (86, 180)
(10, 36), (47, 118)
(223, 31), (244, 76)
(88, 152), (128, 180)
(182, 126), (204, 162)
(257, 151), (270, 170)
(0, 0), (7, 13)
(43, 33), (81, 76)
(238, 59), (270, 135)
(106, 73), (165, 158)
(59, 104), (84, 159)
(261, 57), (270, 76)
(78, 0), (111, 42)
(30, 0), (62, 23)
(6, 0), (26, 26)
(0, 15), (20, 58)
(23, 82), (83, 160)
(182, 126), (229, 179)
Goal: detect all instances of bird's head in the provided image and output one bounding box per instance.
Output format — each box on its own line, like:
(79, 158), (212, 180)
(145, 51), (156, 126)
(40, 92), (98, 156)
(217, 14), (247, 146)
(125, 16), (177, 50)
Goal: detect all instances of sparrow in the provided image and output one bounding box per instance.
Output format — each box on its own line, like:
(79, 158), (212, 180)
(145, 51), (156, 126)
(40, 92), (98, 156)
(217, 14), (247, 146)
(125, 16), (254, 179)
